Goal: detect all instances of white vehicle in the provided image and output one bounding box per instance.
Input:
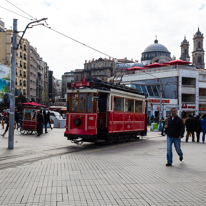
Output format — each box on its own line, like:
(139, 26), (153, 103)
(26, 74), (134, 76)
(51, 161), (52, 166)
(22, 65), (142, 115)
(49, 111), (63, 121)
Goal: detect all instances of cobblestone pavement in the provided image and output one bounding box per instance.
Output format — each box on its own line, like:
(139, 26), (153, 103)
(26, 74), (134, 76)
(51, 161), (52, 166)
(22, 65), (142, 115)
(0, 130), (206, 206)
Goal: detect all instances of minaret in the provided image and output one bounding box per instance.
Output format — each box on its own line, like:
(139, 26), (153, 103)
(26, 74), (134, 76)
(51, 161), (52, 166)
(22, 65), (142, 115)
(180, 36), (190, 62)
(192, 27), (205, 69)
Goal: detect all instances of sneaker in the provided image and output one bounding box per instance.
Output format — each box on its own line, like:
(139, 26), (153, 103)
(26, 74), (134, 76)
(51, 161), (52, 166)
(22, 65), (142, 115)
(179, 157), (184, 161)
(166, 163), (172, 166)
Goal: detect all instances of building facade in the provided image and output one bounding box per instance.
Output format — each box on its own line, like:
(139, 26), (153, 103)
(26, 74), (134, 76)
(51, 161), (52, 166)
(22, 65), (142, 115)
(0, 26), (29, 97)
(123, 65), (206, 118)
(74, 58), (115, 82)
(62, 71), (74, 98)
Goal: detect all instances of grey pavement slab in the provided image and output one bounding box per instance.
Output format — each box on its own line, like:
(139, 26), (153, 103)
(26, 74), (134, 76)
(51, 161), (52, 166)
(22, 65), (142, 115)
(1, 127), (206, 205)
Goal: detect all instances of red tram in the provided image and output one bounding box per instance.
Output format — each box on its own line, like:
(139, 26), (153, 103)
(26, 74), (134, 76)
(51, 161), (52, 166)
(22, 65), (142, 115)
(64, 78), (148, 144)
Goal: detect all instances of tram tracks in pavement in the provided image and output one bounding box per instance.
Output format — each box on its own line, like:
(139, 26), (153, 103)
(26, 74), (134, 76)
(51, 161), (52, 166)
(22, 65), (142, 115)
(0, 135), (162, 170)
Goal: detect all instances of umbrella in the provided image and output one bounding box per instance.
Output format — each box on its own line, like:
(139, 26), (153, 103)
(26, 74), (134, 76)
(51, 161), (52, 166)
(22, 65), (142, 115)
(144, 63), (167, 68)
(164, 59), (191, 65)
(125, 66), (147, 71)
(19, 102), (48, 108)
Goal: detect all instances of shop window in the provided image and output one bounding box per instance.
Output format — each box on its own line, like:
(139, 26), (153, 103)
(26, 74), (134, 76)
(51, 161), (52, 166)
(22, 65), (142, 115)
(135, 101), (142, 113)
(125, 99), (134, 112)
(114, 96), (124, 111)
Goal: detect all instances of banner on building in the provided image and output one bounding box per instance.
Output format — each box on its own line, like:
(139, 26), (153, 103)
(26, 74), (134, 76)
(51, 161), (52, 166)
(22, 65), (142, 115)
(0, 64), (10, 102)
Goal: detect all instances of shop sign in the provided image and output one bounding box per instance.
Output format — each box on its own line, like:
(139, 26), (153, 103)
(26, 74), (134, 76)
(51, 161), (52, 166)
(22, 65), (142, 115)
(148, 99), (170, 104)
(181, 104), (195, 109)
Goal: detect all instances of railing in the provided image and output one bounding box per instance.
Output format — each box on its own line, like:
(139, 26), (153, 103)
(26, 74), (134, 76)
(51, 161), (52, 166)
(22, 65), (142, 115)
(199, 96), (206, 99)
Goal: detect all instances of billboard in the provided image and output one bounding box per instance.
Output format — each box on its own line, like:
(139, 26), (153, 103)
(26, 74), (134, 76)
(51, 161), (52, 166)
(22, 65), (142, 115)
(0, 64), (10, 102)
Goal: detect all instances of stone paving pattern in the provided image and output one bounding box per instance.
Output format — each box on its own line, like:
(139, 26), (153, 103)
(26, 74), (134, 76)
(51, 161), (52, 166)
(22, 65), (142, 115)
(0, 133), (206, 206)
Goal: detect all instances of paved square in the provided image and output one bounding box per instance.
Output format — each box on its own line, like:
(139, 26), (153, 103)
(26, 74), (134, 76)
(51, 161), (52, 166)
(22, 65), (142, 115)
(0, 130), (206, 206)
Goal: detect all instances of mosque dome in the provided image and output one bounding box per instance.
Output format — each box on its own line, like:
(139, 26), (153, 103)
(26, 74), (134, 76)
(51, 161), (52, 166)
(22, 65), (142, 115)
(141, 39), (171, 64)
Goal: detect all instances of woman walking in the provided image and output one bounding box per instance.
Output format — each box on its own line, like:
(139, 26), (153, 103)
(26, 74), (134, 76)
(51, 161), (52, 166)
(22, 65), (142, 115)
(1, 113), (9, 137)
(201, 115), (206, 143)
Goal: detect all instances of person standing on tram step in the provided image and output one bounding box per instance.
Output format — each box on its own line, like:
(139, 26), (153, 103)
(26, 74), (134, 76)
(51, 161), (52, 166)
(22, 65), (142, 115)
(201, 115), (206, 143)
(43, 110), (48, 133)
(37, 110), (43, 136)
(194, 115), (201, 143)
(47, 111), (53, 130)
(165, 108), (185, 166)
(185, 115), (195, 142)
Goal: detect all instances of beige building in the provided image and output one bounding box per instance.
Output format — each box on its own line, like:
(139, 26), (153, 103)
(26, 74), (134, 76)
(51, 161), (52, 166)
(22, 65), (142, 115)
(74, 58), (115, 82)
(0, 20), (28, 97)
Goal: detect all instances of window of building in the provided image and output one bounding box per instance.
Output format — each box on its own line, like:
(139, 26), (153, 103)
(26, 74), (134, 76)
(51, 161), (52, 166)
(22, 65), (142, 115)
(135, 101), (142, 113)
(198, 41), (201, 48)
(147, 85), (154, 96)
(198, 56), (202, 64)
(152, 86), (159, 96)
(88, 93), (92, 113)
(114, 96), (124, 111)
(125, 99), (134, 112)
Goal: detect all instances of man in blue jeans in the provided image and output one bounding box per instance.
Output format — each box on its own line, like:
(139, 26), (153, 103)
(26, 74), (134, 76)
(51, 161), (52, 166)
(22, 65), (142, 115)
(165, 108), (185, 166)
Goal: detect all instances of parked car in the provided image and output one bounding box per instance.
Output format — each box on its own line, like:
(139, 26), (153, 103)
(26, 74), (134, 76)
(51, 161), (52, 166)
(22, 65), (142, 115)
(49, 111), (63, 122)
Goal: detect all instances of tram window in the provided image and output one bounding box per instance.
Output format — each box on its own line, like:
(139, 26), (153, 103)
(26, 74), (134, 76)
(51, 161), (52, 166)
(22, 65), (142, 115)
(24, 109), (31, 120)
(125, 99), (134, 112)
(88, 93), (92, 113)
(93, 93), (97, 113)
(71, 94), (78, 112)
(135, 101), (142, 113)
(79, 94), (86, 112)
(114, 97), (124, 111)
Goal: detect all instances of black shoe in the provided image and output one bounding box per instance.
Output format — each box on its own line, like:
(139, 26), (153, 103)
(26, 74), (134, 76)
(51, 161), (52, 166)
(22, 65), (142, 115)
(45, 132), (48, 133)
(192, 140), (195, 142)
(166, 163), (172, 166)
(51, 128), (53, 130)
(186, 140), (188, 142)
(179, 157), (184, 161)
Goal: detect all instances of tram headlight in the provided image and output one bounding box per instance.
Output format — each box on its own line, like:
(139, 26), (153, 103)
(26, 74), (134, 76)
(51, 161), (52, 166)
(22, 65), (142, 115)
(74, 118), (81, 127)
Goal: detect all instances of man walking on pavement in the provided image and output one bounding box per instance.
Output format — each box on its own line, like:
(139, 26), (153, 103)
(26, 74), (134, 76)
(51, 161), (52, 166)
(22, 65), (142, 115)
(165, 108), (185, 166)
(37, 110), (43, 136)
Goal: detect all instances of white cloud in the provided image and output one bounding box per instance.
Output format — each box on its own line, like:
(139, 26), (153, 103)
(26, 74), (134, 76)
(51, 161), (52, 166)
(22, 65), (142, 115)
(0, 0), (206, 79)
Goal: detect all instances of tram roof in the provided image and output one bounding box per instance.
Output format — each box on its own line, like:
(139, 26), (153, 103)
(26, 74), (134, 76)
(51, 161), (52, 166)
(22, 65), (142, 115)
(68, 78), (145, 97)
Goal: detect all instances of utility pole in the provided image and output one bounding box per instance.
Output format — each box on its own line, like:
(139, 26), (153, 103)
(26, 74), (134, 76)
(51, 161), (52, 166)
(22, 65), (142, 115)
(8, 18), (47, 149)
(159, 80), (162, 131)
(8, 19), (17, 149)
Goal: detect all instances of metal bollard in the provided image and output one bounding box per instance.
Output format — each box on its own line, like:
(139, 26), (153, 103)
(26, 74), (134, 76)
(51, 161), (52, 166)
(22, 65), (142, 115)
(14, 121), (16, 129)
(2, 119), (4, 129)
(58, 122), (60, 128)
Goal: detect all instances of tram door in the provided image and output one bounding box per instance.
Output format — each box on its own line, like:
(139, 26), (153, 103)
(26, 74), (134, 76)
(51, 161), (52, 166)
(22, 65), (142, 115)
(97, 93), (107, 130)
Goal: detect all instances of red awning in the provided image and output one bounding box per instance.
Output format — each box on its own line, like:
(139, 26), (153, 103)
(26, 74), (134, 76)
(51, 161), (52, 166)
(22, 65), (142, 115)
(144, 63), (167, 68)
(19, 102), (48, 108)
(125, 66), (147, 71)
(164, 59), (191, 65)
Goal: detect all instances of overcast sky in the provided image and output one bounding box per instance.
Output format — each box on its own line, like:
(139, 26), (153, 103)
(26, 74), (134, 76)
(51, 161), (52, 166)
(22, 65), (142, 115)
(1, 0), (206, 79)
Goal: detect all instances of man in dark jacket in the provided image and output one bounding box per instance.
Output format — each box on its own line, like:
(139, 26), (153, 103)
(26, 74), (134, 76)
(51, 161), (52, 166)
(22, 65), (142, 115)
(194, 115), (201, 142)
(37, 110), (43, 136)
(165, 108), (185, 166)
(185, 115), (195, 142)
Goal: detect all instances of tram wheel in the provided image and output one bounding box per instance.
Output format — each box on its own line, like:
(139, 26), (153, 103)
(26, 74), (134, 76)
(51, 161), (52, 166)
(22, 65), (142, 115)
(20, 127), (25, 134)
